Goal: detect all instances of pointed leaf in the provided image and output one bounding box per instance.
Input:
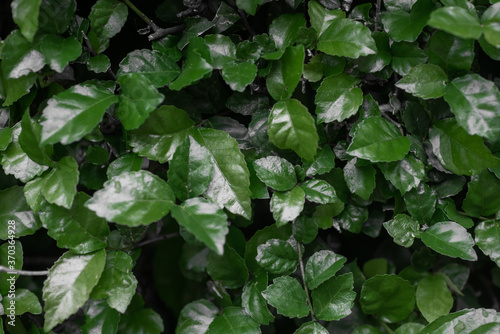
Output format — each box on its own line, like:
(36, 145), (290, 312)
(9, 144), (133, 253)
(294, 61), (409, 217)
(236, 0), (264, 15)
(262, 276), (310, 318)
(416, 275), (453, 323)
(40, 35), (82, 73)
(1, 289), (42, 315)
(270, 187), (306, 227)
(303, 145), (336, 176)
(1, 30), (45, 79)
(89, 0), (128, 39)
(428, 7), (482, 39)
(420, 308), (500, 334)
(253, 156), (297, 191)
(221, 61), (257, 92)
(256, 238), (298, 274)
(475, 220), (500, 267)
(207, 307), (260, 334)
(308, 0), (345, 36)
(404, 183), (437, 223)
(242, 272), (274, 325)
(41, 156), (79, 209)
(379, 154), (425, 194)
(425, 31), (474, 73)
(19, 111), (53, 166)
(396, 64), (448, 99)
(381, 0), (435, 42)
(82, 300), (120, 334)
(207, 245), (248, 288)
(391, 41), (427, 75)
(301, 179), (338, 204)
(267, 45), (304, 101)
(383, 214), (421, 248)
(11, 0), (41, 42)
(176, 300), (218, 334)
(344, 158), (376, 200)
(169, 38), (212, 91)
(312, 273), (356, 321)
(421, 221), (477, 261)
(0, 186), (40, 240)
(269, 13), (306, 50)
(38, 0), (76, 35)
(462, 170), (500, 218)
(305, 250), (347, 289)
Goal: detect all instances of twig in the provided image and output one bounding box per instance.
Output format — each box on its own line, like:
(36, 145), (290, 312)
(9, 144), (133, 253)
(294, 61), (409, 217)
(82, 32), (117, 81)
(132, 232), (180, 248)
(379, 320), (396, 334)
(0, 265), (48, 276)
(121, 0), (185, 41)
(381, 111), (404, 136)
(297, 242), (316, 321)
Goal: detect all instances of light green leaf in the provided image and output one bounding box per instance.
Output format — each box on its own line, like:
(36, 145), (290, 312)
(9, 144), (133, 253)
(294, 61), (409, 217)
(315, 73), (363, 124)
(262, 276), (310, 318)
(11, 0), (42, 42)
(176, 300), (218, 334)
(416, 275), (453, 323)
(391, 42), (427, 75)
(421, 221), (477, 261)
(256, 238), (298, 274)
(360, 274), (416, 323)
(242, 272), (274, 325)
(462, 170), (500, 218)
(106, 153), (142, 179)
(308, 0), (345, 36)
(404, 183), (437, 223)
(267, 45), (304, 101)
(420, 308), (500, 334)
(425, 31), (475, 73)
(301, 179), (338, 204)
(41, 156), (79, 209)
(305, 250), (347, 289)
(116, 73), (164, 130)
(90, 251), (137, 313)
(378, 154), (425, 195)
(1, 289), (42, 315)
(318, 18), (377, 58)
(236, 0), (264, 15)
(207, 307), (260, 334)
(475, 220), (500, 267)
(438, 198), (474, 228)
(383, 214), (421, 247)
(381, 0), (435, 42)
(444, 74), (500, 141)
(396, 64), (448, 99)
(344, 158), (376, 200)
(167, 136), (213, 202)
(172, 197), (228, 256)
(40, 35), (81, 73)
(0, 186), (40, 240)
(347, 117), (410, 162)
(428, 7), (482, 39)
(269, 13), (306, 50)
(40, 82), (118, 145)
(295, 322), (329, 334)
(312, 273), (356, 321)
(117, 49), (180, 88)
(429, 118), (500, 176)
(43, 250), (106, 332)
(85, 170), (175, 226)
(268, 99), (319, 161)
(89, 0), (128, 39)
(253, 156), (297, 191)
(270, 187), (306, 227)
(1, 30), (45, 79)
(221, 61), (257, 92)
(40, 192), (109, 254)
(82, 300), (120, 334)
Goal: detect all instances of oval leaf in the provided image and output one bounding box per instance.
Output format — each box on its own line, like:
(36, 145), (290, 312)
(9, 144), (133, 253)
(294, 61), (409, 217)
(421, 221), (477, 261)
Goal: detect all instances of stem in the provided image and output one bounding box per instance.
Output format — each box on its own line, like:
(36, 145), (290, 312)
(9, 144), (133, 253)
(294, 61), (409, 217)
(457, 210), (491, 221)
(375, 0), (382, 31)
(0, 265), (48, 276)
(381, 111), (404, 136)
(297, 242), (316, 321)
(379, 320), (396, 334)
(131, 232), (180, 249)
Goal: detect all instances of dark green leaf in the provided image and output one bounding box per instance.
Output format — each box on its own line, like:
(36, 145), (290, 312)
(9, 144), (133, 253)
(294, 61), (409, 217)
(337, 202), (369, 233)
(381, 0), (434, 42)
(0, 241), (22, 295)
(19, 111), (53, 166)
(1, 288), (42, 315)
(404, 183), (437, 223)
(270, 186), (306, 227)
(256, 238), (298, 274)
(295, 322), (329, 334)
(462, 170), (500, 217)
(89, 0), (128, 40)
(236, 0), (264, 15)
(313, 202), (345, 229)
(11, 0), (42, 42)
(438, 198), (473, 228)
(344, 158), (376, 200)
(207, 307), (260, 334)
(384, 0), (417, 11)
(293, 216), (318, 244)
(301, 179), (338, 204)
(262, 276), (311, 318)
(425, 31), (474, 73)
(86, 145), (108, 165)
(396, 64), (448, 99)
(176, 300), (218, 334)
(428, 7), (482, 39)
(106, 153), (142, 179)
(40, 35), (81, 73)
(0, 127), (12, 150)
(305, 250), (347, 289)
(245, 224), (292, 273)
(395, 323), (425, 334)
(87, 54), (111, 73)
(475, 220), (500, 267)
(308, 0), (345, 36)
(204, 34), (236, 69)
(242, 272), (274, 325)
(360, 274), (415, 323)
(267, 45), (304, 101)
(383, 214), (421, 247)
(23, 176), (44, 213)
(82, 300), (120, 334)
(312, 273), (356, 321)
(253, 156), (297, 191)
(0, 186), (40, 240)
(416, 275), (453, 322)
(221, 61), (258, 92)
(41, 156), (78, 209)
(421, 221), (477, 261)
(303, 145), (336, 176)
(379, 154), (425, 195)
(355, 31), (392, 73)
(207, 245), (248, 288)
(269, 13), (306, 50)
(391, 42), (427, 76)
(118, 299), (164, 334)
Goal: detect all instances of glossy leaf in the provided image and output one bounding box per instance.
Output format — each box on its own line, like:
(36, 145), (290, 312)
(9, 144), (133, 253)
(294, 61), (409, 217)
(40, 35), (81, 73)
(301, 179), (338, 204)
(42, 250), (106, 332)
(312, 273), (356, 321)
(462, 170), (500, 218)
(404, 183), (437, 223)
(40, 192), (109, 254)
(221, 61), (257, 92)
(305, 250), (347, 289)
(337, 202), (369, 233)
(315, 73), (363, 124)
(236, 0), (264, 15)
(347, 117), (410, 162)
(253, 156), (297, 191)
(89, 0), (128, 40)
(106, 153), (142, 179)
(0, 241), (22, 295)
(262, 276), (310, 318)
(293, 216), (318, 244)
(429, 118), (500, 176)
(425, 31), (474, 73)
(1, 30), (45, 79)
(428, 7), (482, 40)
(242, 272), (274, 325)
(267, 45), (304, 101)
(308, 0), (345, 36)
(256, 238), (298, 274)
(381, 0), (434, 42)
(41, 156), (78, 209)
(416, 275), (453, 322)
(318, 18), (376, 58)
(19, 111), (53, 166)
(420, 308), (500, 334)
(81, 300), (120, 334)
(1, 288), (42, 315)
(270, 186), (306, 227)
(303, 145), (336, 176)
(344, 158), (376, 200)
(396, 64), (448, 99)
(204, 34), (236, 69)
(207, 245), (248, 288)
(391, 42), (428, 75)
(11, 0), (42, 42)
(475, 221), (500, 267)
(379, 154), (425, 195)
(171, 197), (228, 256)
(444, 74), (500, 141)
(268, 13), (306, 50)
(268, 98), (319, 161)
(383, 214), (421, 247)
(38, 0), (76, 35)
(295, 322), (329, 334)
(207, 307), (260, 334)
(0, 127), (12, 150)
(87, 54), (111, 73)
(421, 221), (477, 261)
(360, 274), (415, 323)
(85, 170), (175, 226)
(0, 186), (40, 240)
(176, 299), (218, 334)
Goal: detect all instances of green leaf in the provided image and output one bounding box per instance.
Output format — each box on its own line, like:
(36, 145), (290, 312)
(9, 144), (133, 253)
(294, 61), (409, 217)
(416, 275), (453, 323)
(395, 323), (425, 334)
(303, 145), (336, 176)
(421, 221), (477, 261)
(360, 274), (416, 323)
(171, 197), (228, 255)
(0, 241), (22, 295)
(128, 105), (197, 163)
(318, 18), (376, 58)
(117, 49), (180, 88)
(379, 154), (425, 195)
(236, 0), (264, 15)
(269, 13), (306, 50)
(268, 99), (319, 161)
(295, 322), (329, 334)
(270, 186), (306, 227)
(82, 300), (120, 334)
(381, 0), (435, 42)
(344, 158), (376, 200)
(315, 73), (363, 124)
(396, 64), (448, 99)
(313, 202), (345, 229)
(301, 179), (338, 204)
(308, 1), (345, 36)
(207, 245), (248, 288)
(167, 136), (213, 201)
(425, 31), (475, 73)
(118, 296), (164, 334)
(462, 170), (500, 217)
(42, 250), (106, 332)
(221, 61), (258, 92)
(420, 308), (500, 334)
(305, 250), (347, 289)
(242, 272), (274, 325)
(107, 153), (142, 179)
(11, 0), (42, 42)
(429, 118), (500, 176)
(438, 198), (473, 228)
(470, 323), (500, 334)
(1, 288), (42, 315)
(428, 7), (482, 39)
(90, 250), (137, 313)
(267, 45), (304, 101)
(85, 170), (175, 226)
(176, 300), (218, 334)
(38, 0), (76, 35)
(40, 35), (81, 73)
(337, 202), (369, 233)
(0, 186), (40, 240)
(40, 192), (109, 254)
(383, 214), (421, 247)
(347, 117), (410, 162)
(253, 156), (297, 191)
(19, 111), (53, 166)
(262, 276), (310, 318)
(0, 127), (12, 150)
(40, 82), (118, 145)
(404, 183), (437, 223)
(355, 31), (392, 73)
(197, 128), (252, 220)
(1, 73), (38, 107)
(87, 54), (111, 73)
(311, 273), (356, 321)
(41, 156), (79, 209)
(89, 0), (128, 40)
(86, 146), (108, 165)
(1, 30), (45, 79)
(444, 74), (500, 141)
(204, 34), (236, 69)
(293, 216), (318, 244)
(475, 220), (500, 267)
(384, 0), (417, 11)
(256, 238), (298, 274)
(391, 42), (427, 75)
(207, 307), (260, 334)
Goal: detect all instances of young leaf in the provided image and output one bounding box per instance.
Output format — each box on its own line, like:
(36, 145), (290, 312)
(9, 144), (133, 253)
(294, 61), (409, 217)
(176, 300), (218, 334)
(416, 275), (453, 323)
(262, 276), (311, 318)
(344, 158), (376, 200)
(475, 221), (500, 267)
(270, 186), (306, 227)
(256, 238), (298, 274)
(421, 221), (477, 261)
(206, 307), (260, 334)
(305, 250), (347, 289)
(428, 7), (482, 40)
(395, 64), (448, 99)
(253, 156), (297, 191)
(383, 214), (421, 248)
(266, 45), (304, 101)
(41, 156), (79, 209)
(85, 170), (176, 226)
(311, 273), (356, 321)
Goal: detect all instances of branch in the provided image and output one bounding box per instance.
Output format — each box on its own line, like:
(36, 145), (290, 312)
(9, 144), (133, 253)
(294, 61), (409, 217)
(0, 265), (48, 276)
(297, 242), (316, 321)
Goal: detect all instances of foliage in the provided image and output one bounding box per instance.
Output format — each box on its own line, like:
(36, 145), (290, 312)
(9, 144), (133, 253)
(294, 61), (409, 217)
(0, 0), (500, 333)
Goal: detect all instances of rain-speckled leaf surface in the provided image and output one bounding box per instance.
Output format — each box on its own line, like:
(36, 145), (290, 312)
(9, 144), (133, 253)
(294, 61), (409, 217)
(262, 276), (310, 318)
(312, 273), (356, 321)
(256, 238), (298, 274)
(305, 250), (347, 289)
(475, 221), (500, 267)
(396, 64), (448, 99)
(428, 7), (482, 40)
(206, 307), (260, 334)
(421, 221), (477, 261)
(176, 300), (218, 334)
(416, 275), (453, 323)
(301, 179), (338, 204)
(383, 214), (421, 248)
(270, 187), (305, 227)
(253, 156), (297, 191)
(420, 308), (500, 334)
(85, 170), (175, 226)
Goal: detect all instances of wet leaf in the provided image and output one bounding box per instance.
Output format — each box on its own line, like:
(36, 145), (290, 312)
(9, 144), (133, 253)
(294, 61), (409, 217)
(176, 300), (218, 334)
(305, 250), (347, 289)
(256, 238), (298, 274)
(344, 158), (376, 200)
(270, 186), (306, 227)
(253, 156), (297, 191)
(421, 221), (477, 261)
(262, 276), (310, 318)
(206, 307), (260, 334)
(396, 64), (448, 99)
(11, 0), (42, 42)
(41, 156), (79, 209)
(383, 214), (421, 247)
(428, 7), (482, 40)
(475, 220), (500, 267)
(312, 273), (356, 321)
(40, 34), (81, 73)
(381, 0), (434, 42)
(462, 170), (500, 218)
(391, 42), (427, 76)
(267, 45), (304, 101)
(207, 245), (248, 288)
